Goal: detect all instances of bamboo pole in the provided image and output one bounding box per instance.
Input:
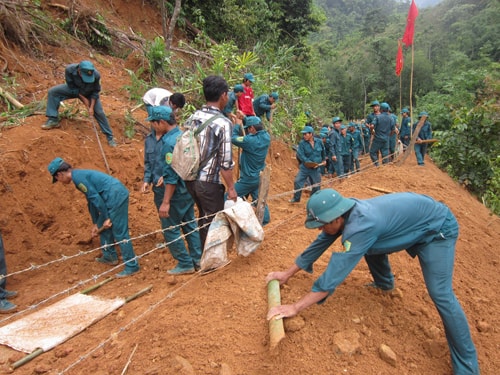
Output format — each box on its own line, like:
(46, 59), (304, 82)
(267, 279), (285, 350)
(11, 348), (44, 370)
(80, 277), (114, 295)
(125, 285), (153, 303)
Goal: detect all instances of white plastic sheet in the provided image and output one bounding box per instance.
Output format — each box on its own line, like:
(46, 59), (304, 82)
(0, 293), (125, 353)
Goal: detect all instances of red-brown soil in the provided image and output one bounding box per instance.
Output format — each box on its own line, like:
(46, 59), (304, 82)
(0, 1), (498, 374)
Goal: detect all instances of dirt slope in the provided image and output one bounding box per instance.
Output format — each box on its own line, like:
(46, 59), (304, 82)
(0, 1), (498, 374)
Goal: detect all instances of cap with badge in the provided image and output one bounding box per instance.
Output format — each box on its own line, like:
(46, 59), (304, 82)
(48, 157), (65, 183)
(146, 106), (173, 122)
(370, 100), (380, 107)
(270, 92), (279, 101)
(79, 61), (95, 83)
(301, 125), (314, 134)
(305, 189), (356, 229)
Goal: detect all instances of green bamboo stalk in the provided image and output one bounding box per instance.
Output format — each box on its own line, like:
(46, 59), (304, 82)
(267, 279), (285, 349)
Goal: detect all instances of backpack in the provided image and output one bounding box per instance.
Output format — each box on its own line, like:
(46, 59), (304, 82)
(171, 113), (224, 181)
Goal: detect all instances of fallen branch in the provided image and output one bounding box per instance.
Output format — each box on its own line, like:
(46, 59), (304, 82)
(416, 138), (439, 144)
(121, 343), (138, 375)
(368, 186), (394, 194)
(0, 87), (24, 109)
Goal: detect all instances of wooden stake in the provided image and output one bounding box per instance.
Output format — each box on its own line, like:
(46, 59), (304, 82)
(396, 115), (427, 165)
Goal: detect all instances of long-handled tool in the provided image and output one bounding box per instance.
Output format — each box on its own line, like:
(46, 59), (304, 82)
(90, 118), (111, 174)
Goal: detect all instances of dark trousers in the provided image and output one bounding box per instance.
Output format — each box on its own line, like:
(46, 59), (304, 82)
(186, 180), (225, 249)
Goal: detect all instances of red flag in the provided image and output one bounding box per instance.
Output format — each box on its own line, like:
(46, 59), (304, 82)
(402, 0), (419, 47)
(396, 40), (403, 76)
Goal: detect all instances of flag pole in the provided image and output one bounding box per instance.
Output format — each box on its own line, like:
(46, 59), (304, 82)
(410, 43), (414, 137)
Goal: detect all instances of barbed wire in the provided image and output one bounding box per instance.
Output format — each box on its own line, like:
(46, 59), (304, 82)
(2, 151), (402, 371)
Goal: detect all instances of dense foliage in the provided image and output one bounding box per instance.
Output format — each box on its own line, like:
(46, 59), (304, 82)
(175, 0), (499, 213)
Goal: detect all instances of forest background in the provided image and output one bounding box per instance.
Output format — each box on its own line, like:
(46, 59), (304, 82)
(1, 0), (499, 214)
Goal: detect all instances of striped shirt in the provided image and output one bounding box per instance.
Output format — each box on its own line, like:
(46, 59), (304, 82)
(186, 106), (234, 183)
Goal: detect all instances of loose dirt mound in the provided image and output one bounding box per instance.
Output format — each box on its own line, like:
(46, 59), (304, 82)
(0, 1), (498, 374)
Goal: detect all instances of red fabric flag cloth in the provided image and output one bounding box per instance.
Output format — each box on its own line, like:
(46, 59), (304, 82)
(396, 40), (404, 76)
(402, 0), (419, 47)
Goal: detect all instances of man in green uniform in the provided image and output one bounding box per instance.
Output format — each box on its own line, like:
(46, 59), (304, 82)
(231, 116), (271, 224)
(253, 92), (279, 123)
(267, 189), (479, 375)
(147, 106), (203, 274)
(43, 60), (117, 147)
(48, 157), (139, 277)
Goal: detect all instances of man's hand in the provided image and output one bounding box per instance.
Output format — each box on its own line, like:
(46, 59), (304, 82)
(92, 219), (112, 238)
(227, 186), (237, 202)
(79, 95), (90, 107)
(159, 202), (170, 218)
(155, 176), (164, 187)
(91, 224), (99, 238)
(267, 304), (298, 321)
(266, 271), (291, 285)
(141, 182), (150, 193)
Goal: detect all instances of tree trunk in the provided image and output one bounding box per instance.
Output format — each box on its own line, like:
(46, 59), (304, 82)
(166, 0), (182, 51)
(161, 0), (167, 42)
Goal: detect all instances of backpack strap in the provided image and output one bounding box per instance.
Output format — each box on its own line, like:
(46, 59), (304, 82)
(194, 113), (226, 174)
(193, 113), (224, 137)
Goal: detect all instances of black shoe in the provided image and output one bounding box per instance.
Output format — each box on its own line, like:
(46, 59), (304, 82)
(3, 290), (18, 299)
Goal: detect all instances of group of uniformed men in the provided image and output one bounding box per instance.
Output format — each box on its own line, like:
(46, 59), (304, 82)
(290, 100), (434, 202)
